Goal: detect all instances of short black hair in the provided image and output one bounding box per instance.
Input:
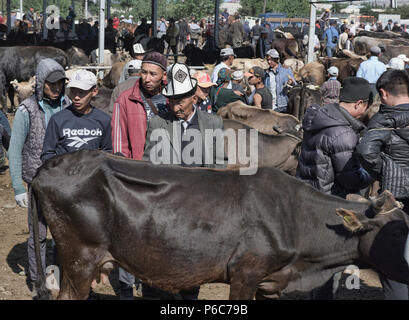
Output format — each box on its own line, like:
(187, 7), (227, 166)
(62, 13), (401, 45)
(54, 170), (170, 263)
(376, 69), (409, 97)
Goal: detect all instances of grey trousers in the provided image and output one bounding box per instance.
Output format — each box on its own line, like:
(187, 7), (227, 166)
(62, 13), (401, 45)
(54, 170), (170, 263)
(27, 185), (47, 282)
(119, 267), (135, 288)
(379, 274), (409, 300)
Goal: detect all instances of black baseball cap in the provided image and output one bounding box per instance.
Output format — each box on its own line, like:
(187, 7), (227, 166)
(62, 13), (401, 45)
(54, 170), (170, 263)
(46, 70), (67, 83)
(244, 66), (265, 78)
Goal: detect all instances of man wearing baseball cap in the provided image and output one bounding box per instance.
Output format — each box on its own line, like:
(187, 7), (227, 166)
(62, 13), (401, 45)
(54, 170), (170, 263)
(297, 77), (374, 299)
(264, 48), (296, 112)
(192, 71), (216, 113)
(320, 66), (341, 104)
(41, 69), (112, 162)
(8, 58), (71, 298)
(245, 66), (272, 109)
(211, 47), (236, 89)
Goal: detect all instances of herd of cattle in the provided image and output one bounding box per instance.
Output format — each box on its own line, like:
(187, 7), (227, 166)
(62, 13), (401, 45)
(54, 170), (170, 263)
(5, 27), (409, 299)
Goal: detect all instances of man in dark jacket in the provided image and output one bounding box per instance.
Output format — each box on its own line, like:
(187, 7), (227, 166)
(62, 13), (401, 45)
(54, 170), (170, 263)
(296, 77), (374, 299)
(356, 69), (409, 300)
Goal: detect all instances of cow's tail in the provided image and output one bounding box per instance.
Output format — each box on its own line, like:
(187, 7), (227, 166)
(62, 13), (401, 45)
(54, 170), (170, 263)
(31, 186), (51, 300)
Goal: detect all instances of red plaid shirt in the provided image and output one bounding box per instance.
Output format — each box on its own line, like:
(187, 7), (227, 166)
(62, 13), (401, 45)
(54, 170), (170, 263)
(320, 78), (341, 104)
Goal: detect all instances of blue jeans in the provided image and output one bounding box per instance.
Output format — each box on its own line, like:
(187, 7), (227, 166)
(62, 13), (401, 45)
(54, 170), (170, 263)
(326, 46), (335, 58)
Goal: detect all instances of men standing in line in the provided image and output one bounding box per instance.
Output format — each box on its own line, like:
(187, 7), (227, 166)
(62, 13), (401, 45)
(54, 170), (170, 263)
(8, 58), (70, 298)
(356, 69), (409, 300)
(111, 52), (168, 299)
(356, 46), (387, 98)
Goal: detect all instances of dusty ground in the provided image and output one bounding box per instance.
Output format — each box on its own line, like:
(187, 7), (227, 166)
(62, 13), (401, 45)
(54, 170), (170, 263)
(0, 112), (385, 300)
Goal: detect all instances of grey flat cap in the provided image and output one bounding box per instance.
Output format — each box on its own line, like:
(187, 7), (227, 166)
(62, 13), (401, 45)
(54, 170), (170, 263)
(370, 46), (381, 54)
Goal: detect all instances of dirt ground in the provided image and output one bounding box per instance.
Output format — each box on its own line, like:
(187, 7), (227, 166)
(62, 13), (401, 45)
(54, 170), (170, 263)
(0, 112), (386, 300)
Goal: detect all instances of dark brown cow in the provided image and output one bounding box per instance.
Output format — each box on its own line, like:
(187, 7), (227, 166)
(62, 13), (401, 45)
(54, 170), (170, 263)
(223, 119), (301, 175)
(217, 101), (302, 138)
(320, 57), (364, 82)
(31, 150), (409, 300)
(270, 38), (300, 62)
(287, 84), (322, 121)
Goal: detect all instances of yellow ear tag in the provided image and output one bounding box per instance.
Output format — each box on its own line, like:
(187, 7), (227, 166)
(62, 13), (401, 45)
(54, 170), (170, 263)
(343, 215), (353, 225)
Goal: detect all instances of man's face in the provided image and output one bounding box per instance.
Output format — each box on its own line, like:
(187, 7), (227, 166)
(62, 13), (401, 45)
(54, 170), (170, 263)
(43, 80), (64, 101)
(247, 75), (259, 85)
(68, 86), (98, 114)
(169, 95), (197, 121)
(267, 56), (279, 68)
(351, 100), (369, 120)
(141, 63), (166, 94)
(195, 85), (211, 100)
(135, 54), (144, 60)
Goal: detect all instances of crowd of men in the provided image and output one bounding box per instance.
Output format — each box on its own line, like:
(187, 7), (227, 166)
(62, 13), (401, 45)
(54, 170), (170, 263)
(2, 7), (409, 300)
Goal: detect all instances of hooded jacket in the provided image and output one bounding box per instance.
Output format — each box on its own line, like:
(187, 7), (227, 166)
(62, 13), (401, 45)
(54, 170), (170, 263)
(9, 58), (70, 194)
(356, 103), (409, 199)
(296, 103), (372, 198)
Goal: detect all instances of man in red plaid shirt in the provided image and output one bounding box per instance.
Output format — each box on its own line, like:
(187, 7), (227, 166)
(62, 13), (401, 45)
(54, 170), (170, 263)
(320, 66), (341, 104)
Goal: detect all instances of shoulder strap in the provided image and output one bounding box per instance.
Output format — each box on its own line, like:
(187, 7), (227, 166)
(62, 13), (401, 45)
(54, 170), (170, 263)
(145, 98), (159, 115)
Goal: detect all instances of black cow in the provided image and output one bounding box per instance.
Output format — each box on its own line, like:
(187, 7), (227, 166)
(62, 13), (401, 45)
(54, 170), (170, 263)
(0, 46), (69, 113)
(31, 150), (409, 299)
(183, 44), (253, 66)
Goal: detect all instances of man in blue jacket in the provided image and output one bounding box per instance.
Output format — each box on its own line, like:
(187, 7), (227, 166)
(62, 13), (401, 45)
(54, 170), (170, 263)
(323, 20), (339, 58)
(263, 49), (296, 113)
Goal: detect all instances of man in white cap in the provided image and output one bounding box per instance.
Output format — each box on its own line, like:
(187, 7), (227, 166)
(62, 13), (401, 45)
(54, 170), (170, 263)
(397, 54), (409, 69)
(41, 69), (112, 161)
(143, 63), (225, 300)
(357, 46), (387, 97)
(132, 43), (146, 60)
(119, 59), (142, 84)
(211, 48), (236, 89)
(231, 70), (245, 96)
(320, 66), (341, 104)
(264, 48), (296, 112)
(387, 57), (405, 70)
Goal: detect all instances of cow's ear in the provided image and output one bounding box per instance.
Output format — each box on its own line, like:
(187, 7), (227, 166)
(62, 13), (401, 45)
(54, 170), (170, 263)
(336, 208), (363, 233)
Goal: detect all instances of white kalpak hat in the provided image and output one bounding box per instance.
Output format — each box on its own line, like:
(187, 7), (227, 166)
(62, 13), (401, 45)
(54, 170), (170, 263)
(397, 54), (409, 63)
(387, 57), (405, 70)
(67, 69), (97, 91)
(133, 43), (146, 55)
(162, 63), (198, 99)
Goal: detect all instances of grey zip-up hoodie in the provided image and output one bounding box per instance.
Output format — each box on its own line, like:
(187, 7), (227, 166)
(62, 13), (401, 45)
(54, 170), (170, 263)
(20, 58), (70, 183)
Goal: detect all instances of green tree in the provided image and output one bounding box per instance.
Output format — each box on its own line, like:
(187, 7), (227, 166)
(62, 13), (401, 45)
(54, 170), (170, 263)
(239, 0), (309, 18)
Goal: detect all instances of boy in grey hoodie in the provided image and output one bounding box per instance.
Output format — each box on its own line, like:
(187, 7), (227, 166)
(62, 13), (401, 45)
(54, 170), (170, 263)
(8, 58), (70, 297)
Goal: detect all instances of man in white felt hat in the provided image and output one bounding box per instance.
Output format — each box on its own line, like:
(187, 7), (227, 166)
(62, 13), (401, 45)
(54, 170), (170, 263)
(132, 43), (146, 60)
(397, 54), (409, 69)
(143, 63), (225, 168)
(142, 63), (225, 300)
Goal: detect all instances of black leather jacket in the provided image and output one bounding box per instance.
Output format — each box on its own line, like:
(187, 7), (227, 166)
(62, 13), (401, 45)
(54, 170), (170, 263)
(356, 103), (409, 199)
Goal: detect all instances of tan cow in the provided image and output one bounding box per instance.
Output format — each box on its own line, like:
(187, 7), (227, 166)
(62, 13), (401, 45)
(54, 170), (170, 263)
(217, 101), (302, 137)
(102, 61), (127, 89)
(10, 77), (36, 105)
(296, 62), (325, 86)
(283, 58), (304, 78)
(231, 58), (268, 73)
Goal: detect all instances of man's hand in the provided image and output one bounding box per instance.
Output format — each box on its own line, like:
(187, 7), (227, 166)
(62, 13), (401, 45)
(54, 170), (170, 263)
(15, 192), (28, 208)
(233, 90), (244, 96)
